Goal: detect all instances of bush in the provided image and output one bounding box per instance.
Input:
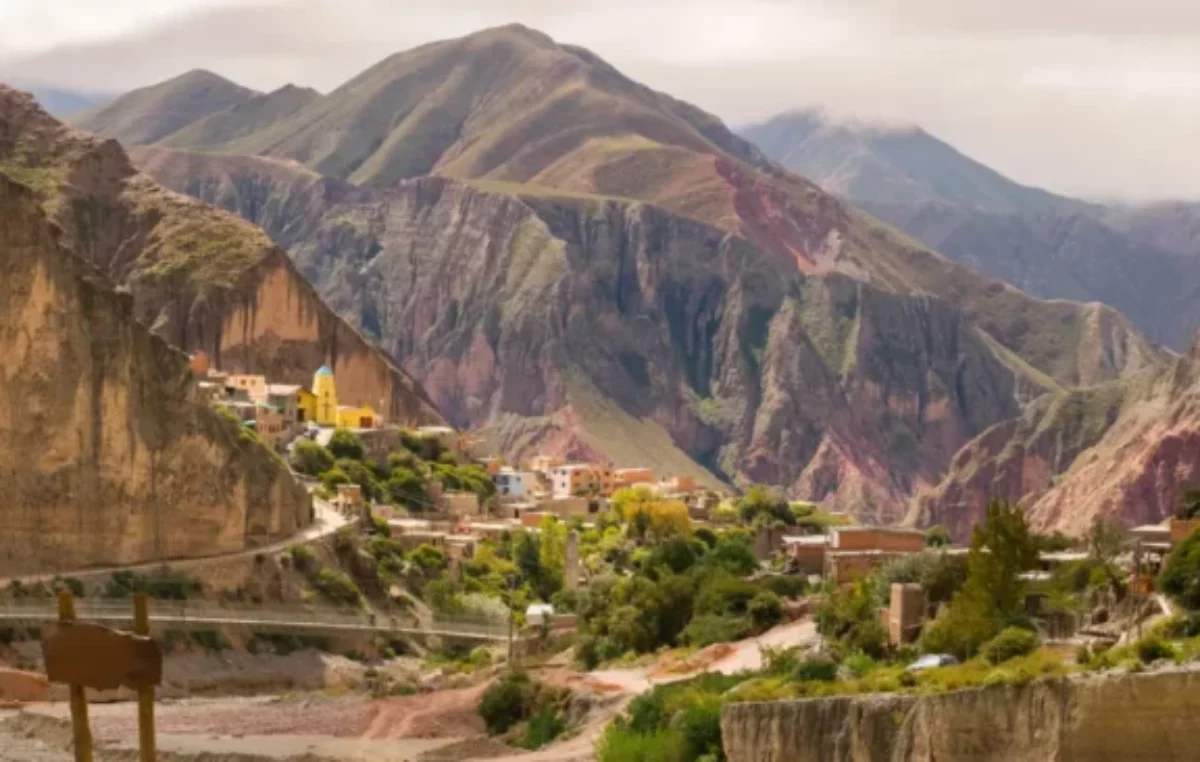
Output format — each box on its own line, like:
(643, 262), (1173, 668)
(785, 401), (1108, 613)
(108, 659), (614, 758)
(1135, 635), (1175, 664)
(794, 656), (839, 682)
(981, 627), (1040, 665)
(328, 429), (365, 461)
(478, 671), (536, 735)
(596, 725), (685, 762)
(312, 568), (362, 607)
(291, 440), (334, 476)
(1159, 529), (1200, 609)
(759, 574), (807, 600)
(748, 591), (784, 632)
(925, 525), (953, 548)
(683, 613), (749, 647)
(679, 695), (724, 760)
(289, 545), (316, 572)
(518, 707), (568, 750)
(103, 569), (201, 600)
(191, 630), (232, 652)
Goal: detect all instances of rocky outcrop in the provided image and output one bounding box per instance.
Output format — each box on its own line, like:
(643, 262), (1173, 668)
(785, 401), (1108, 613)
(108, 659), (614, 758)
(722, 670), (1200, 762)
(0, 175), (310, 575)
(0, 83), (441, 426)
(916, 335), (1200, 538)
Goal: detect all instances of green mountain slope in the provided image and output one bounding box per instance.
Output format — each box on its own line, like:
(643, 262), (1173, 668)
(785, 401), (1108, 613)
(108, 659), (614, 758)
(71, 69), (258, 145)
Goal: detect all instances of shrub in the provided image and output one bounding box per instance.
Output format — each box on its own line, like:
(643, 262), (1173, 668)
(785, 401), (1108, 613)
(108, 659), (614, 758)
(291, 440), (334, 476)
(683, 613), (749, 647)
(1135, 635), (1175, 664)
(679, 695), (724, 761)
(596, 725), (685, 762)
(748, 591), (784, 632)
(190, 630), (231, 652)
(518, 707), (568, 750)
(312, 568), (362, 607)
(793, 656), (839, 683)
(289, 545), (316, 572)
(981, 627), (1040, 665)
(1159, 529), (1200, 609)
(103, 569), (201, 600)
(478, 671), (536, 735)
(925, 525), (953, 548)
(844, 651), (878, 679)
(328, 429), (365, 461)
(759, 574), (807, 600)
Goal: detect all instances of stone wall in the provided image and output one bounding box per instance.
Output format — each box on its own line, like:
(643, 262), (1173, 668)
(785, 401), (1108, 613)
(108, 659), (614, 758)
(722, 669), (1200, 762)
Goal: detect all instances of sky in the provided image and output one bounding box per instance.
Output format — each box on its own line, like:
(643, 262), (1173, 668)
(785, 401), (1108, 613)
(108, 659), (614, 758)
(3, 0), (1200, 200)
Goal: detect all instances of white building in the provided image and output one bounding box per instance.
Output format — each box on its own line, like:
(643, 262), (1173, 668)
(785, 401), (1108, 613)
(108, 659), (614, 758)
(494, 468), (534, 499)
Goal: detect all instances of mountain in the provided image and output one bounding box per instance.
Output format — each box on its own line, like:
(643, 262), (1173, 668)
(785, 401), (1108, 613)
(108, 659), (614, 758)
(741, 110), (1090, 217)
(0, 173), (310, 576)
(0, 83), (441, 426)
(80, 26), (1170, 530)
(1106, 201), (1200, 262)
(158, 84), (321, 150)
(25, 87), (111, 118)
(71, 69), (258, 145)
(742, 110), (1200, 350)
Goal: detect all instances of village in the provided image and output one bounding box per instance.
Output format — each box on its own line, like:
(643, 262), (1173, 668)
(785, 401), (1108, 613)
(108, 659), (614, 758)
(186, 352), (1196, 649)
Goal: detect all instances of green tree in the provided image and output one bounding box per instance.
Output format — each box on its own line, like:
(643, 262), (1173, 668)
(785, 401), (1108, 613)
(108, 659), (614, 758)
(738, 485), (793, 526)
(386, 467), (430, 509)
(290, 440), (334, 477)
(335, 458), (382, 502)
(328, 428), (365, 461)
(925, 525), (953, 548)
(1159, 527), (1200, 609)
(920, 499), (1037, 659)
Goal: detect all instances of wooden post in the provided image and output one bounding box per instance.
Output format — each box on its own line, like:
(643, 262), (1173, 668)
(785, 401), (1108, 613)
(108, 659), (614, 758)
(132, 593), (155, 762)
(57, 590), (93, 762)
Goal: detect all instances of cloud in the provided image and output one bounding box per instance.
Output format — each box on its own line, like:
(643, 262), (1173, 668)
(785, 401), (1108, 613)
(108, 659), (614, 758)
(2, 0), (1200, 199)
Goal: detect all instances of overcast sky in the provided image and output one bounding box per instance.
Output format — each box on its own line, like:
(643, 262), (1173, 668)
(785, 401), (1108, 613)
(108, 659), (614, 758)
(3, 0), (1200, 200)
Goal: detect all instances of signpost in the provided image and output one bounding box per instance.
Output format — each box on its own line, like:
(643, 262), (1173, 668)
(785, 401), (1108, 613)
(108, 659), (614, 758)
(43, 591), (161, 762)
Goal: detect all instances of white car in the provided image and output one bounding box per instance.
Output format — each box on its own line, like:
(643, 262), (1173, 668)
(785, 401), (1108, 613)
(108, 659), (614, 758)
(906, 654), (959, 671)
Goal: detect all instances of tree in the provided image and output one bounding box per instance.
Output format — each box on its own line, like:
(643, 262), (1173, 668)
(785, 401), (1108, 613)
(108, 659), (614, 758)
(925, 525), (953, 548)
(968, 499), (1038, 617)
(1159, 527), (1200, 609)
(738, 485), (793, 526)
(920, 499), (1037, 659)
(335, 458), (382, 502)
(387, 467), (430, 509)
(328, 429), (365, 461)
(290, 440), (334, 477)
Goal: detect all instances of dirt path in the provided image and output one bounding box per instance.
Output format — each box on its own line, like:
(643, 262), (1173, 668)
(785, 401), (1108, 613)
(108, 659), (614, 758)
(0, 498), (350, 586)
(363, 684), (488, 739)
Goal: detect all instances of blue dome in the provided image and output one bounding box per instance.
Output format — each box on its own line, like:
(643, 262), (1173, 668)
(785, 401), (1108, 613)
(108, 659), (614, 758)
(316, 366), (333, 376)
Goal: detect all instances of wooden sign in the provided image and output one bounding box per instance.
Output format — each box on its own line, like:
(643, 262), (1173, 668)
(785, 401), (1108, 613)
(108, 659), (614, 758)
(47, 591), (159, 762)
(43, 621), (162, 691)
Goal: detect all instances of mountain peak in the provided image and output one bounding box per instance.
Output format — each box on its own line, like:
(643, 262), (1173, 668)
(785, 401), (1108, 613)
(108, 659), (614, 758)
(72, 68), (258, 145)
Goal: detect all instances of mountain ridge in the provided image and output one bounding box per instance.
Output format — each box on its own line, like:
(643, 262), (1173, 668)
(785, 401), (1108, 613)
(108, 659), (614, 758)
(63, 25), (1177, 532)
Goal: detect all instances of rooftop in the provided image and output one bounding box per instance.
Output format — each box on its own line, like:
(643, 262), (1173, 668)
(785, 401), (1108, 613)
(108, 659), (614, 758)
(316, 366), (333, 377)
(268, 384), (302, 395)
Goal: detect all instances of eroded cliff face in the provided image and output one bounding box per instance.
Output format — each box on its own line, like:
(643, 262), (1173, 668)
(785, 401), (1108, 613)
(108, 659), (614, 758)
(0, 176), (311, 575)
(0, 84), (441, 426)
(915, 340), (1200, 539)
(130, 152), (1024, 518)
(722, 670), (1200, 762)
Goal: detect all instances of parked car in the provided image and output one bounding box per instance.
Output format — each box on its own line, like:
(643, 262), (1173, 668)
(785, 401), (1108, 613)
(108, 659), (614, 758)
(906, 653), (959, 671)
